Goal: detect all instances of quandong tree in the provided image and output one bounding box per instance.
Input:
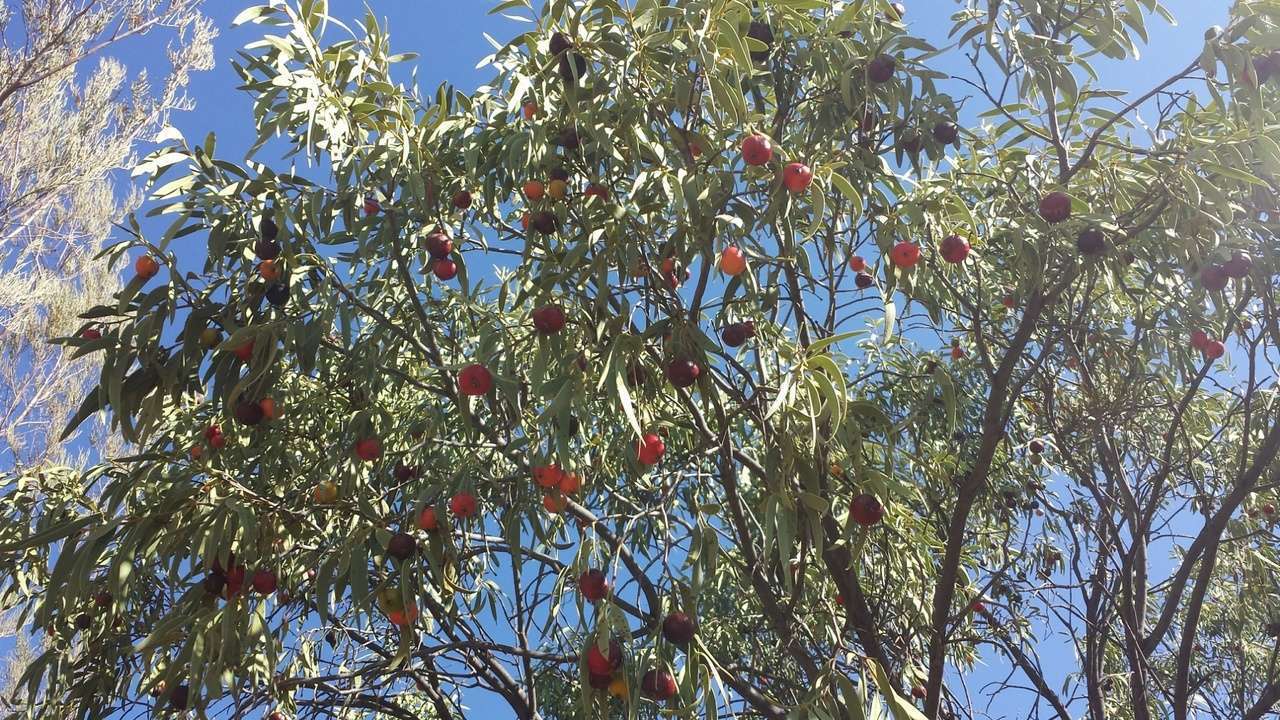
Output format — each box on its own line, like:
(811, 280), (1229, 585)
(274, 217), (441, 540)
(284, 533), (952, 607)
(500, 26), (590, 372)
(3, 0), (1280, 718)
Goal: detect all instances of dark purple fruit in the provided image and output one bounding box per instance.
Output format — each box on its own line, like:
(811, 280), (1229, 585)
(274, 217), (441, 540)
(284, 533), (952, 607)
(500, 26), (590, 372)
(868, 55), (896, 83)
(932, 121), (959, 144)
(559, 52), (588, 83)
(265, 283), (289, 307)
(746, 21), (774, 62)
(662, 612), (697, 646)
(1076, 228), (1106, 255)
(75, 613), (92, 631)
(255, 238), (281, 260)
(721, 321), (756, 348)
(234, 400), (264, 427)
(855, 272), (873, 289)
(259, 215), (278, 241)
(531, 211), (559, 234)
(387, 532), (417, 561)
(665, 358), (701, 388)
(549, 32), (573, 55)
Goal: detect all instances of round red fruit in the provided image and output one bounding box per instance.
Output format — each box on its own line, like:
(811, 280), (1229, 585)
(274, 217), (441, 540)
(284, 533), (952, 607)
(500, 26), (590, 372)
(452, 190), (472, 210)
(665, 358), (701, 388)
(585, 638), (623, 675)
(425, 231), (453, 259)
(741, 134), (774, 166)
(532, 304), (567, 334)
(939, 234), (970, 264)
(450, 491), (479, 518)
(458, 363), (493, 396)
(579, 568), (609, 602)
(433, 258), (458, 281)
(662, 612), (697, 647)
(251, 569), (278, 595)
(850, 494), (885, 527)
(641, 669), (678, 701)
(637, 433), (665, 465)
(890, 241), (921, 268)
(355, 437), (382, 462)
(783, 163), (813, 193)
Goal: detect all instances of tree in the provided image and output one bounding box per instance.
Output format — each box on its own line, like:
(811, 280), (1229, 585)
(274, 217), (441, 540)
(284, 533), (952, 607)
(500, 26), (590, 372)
(0, 0), (214, 470)
(3, 0), (1280, 718)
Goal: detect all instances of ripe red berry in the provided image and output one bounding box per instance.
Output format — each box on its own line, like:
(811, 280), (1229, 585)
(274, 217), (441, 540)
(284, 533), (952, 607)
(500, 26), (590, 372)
(939, 234), (970, 264)
(741, 133), (774, 166)
(783, 162), (813, 193)
(425, 231), (454, 259)
(578, 568), (609, 602)
(641, 668), (678, 701)
(532, 304), (567, 334)
(1203, 340), (1225, 360)
(1190, 330), (1209, 350)
(662, 612), (697, 646)
(458, 363), (493, 396)
(1200, 264), (1229, 292)
(251, 569), (278, 595)
(355, 437), (382, 462)
(665, 358), (701, 388)
(585, 638), (623, 675)
(234, 400), (265, 427)
(450, 491), (478, 518)
(80, 327), (102, 341)
(387, 532), (417, 561)
(850, 494), (885, 527)
(890, 241), (921, 268)
(452, 190), (473, 209)
(433, 258), (458, 281)
(637, 433), (665, 465)
(721, 321), (756, 348)
(849, 255), (866, 272)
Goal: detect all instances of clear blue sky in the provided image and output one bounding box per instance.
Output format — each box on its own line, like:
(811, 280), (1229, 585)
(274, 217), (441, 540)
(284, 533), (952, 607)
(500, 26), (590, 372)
(95, 1), (1234, 717)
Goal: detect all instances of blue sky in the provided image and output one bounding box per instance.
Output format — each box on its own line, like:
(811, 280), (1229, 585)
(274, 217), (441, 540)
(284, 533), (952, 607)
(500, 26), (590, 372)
(88, 1), (1237, 717)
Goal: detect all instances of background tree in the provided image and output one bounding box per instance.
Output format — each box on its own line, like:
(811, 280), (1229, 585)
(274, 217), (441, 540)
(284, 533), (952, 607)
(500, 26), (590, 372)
(0, 0), (213, 710)
(2, 1), (1280, 719)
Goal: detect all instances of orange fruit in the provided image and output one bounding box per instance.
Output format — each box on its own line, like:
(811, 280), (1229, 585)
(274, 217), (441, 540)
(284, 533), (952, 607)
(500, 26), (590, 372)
(313, 481), (338, 504)
(559, 472), (582, 494)
(523, 180), (545, 201)
(259, 259), (281, 281)
(543, 494), (568, 514)
(522, 101), (538, 119)
(189, 444), (203, 461)
(134, 255), (160, 280)
(548, 179), (568, 201)
(719, 246), (747, 275)
(259, 397), (279, 421)
(417, 506), (440, 531)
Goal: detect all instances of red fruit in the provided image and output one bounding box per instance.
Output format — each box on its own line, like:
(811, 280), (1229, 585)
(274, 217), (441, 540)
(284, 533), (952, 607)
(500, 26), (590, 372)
(641, 669), (678, 701)
(662, 612), (696, 646)
(433, 258), (458, 281)
(458, 363), (493, 396)
(835, 593), (845, 606)
(134, 255), (160, 280)
(890, 241), (921, 268)
(665, 358), (701, 388)
(585, 638), (623, 675)
(1224, 251), (1253, 279)
(533, 464), (564, 489)
(452, 190), (473, 209)
(450, 491), (478, 518)
(950, 346), (965, 360)
(269, 712), (287, 720)
(234, 400), (264, 427)
(416, 506), (439, 532)
(721, 321), (756, 348)
(970, 600), (986, 614)
(251, 569), (278, 595)
(364, 197), (381, 216)
(559, 471), (582, 494)
(1203, 340), (1225, 360)
(588, 672), (613, 690)
(912, 686), (926, 700)
(394, 462), (417, 482)
(522, 101), (538, 120)
(783, 163), (813, 193)
(867, 54), (896, 83)
(1200, 264), (1229, 292)
(1001, 295), (1016, 310)
(425, 231), (454, 259)
(939, 234), (970, 264)
(1190, 330), (1209, 350)
(80, 327), (102, 341)
(579, 568), (609, 602)
(224, 565), (246, 598)
(850, 494), (884, 527)
(233, 341), (255, 363)
(532, 304), (567, 334)
(849, 255), (866, 272)
(355, 437), (381, 462)
(1266, 504), (1276, 516)
(1038, 191), (1071, 224)
(741, 134), (774, 166)
(637, 433), (665, 465)
(584, 184), (609, 201)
